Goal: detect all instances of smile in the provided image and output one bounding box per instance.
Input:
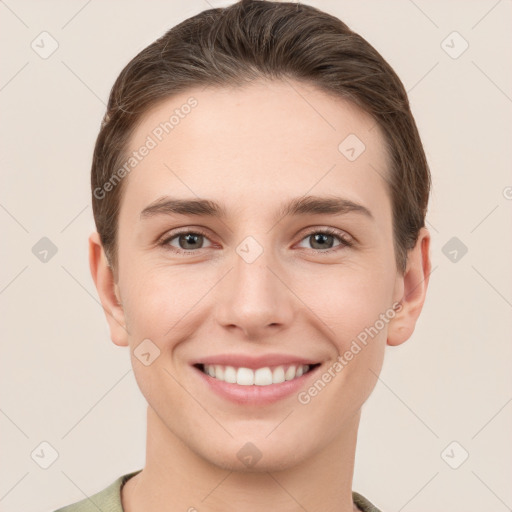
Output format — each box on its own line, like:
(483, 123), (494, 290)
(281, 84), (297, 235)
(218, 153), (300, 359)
(196, 363), (319, 386)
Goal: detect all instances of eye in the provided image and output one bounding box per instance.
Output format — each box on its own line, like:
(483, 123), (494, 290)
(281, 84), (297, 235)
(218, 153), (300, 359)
(160, 229), (214, 253)
(296, 228), (353, 252)
(158, 227), (353, 255)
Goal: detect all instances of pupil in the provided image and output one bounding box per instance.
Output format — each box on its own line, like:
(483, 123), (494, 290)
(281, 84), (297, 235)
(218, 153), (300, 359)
(180, 233), (201, 249)
(312, 233), (332, 249)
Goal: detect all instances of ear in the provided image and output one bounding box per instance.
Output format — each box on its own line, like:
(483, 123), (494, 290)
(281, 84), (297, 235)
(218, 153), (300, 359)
(88, 231), (129, 346)
(387, 227), (431, 346)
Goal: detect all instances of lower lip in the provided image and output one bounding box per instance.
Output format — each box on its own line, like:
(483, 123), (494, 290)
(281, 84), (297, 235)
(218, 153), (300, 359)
(193, 365), (320, 405)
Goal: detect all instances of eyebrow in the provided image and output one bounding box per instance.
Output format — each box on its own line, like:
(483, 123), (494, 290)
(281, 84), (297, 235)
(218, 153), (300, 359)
(140, 197), (227, 219)
(139, 195), (373, 221)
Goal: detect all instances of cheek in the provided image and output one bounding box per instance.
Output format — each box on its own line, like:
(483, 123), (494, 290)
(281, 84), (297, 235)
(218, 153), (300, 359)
(120, 261), (217, 340)
(292, 261), (396, 345)
(295, 267), (393, 422)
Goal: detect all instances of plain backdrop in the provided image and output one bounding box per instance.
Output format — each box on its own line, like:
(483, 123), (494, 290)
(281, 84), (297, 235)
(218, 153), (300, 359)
(1, 1), (511, 511)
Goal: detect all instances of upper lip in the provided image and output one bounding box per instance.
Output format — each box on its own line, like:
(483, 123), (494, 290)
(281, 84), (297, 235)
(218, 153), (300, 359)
(191, 353), (320, 369)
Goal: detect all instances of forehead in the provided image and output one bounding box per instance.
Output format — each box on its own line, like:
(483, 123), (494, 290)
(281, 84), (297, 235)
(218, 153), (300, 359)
(120, 80), (391, 221)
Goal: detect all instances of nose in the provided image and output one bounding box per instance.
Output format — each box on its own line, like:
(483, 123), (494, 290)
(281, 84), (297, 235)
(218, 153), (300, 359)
(214, 244), (295, 339)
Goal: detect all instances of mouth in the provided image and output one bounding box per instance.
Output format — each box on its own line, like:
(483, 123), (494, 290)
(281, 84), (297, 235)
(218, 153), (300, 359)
(194, 362), (321, 386)
(190, 353), (323, 404)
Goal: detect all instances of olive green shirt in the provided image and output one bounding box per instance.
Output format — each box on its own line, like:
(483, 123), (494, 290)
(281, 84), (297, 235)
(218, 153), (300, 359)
(54, 469), (382, 512)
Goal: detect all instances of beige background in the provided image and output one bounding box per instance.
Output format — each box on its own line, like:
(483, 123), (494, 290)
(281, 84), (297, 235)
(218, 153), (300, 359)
(1, 1), (511, 511)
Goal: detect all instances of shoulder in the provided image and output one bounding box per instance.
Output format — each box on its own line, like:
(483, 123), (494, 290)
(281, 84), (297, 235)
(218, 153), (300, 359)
(353, 491), (383, 512)
(53, 470), (142, 512)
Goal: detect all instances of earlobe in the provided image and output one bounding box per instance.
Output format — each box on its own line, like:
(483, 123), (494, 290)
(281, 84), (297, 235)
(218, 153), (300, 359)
(88, 232), (129, 346)
(387, 228), (431, 347)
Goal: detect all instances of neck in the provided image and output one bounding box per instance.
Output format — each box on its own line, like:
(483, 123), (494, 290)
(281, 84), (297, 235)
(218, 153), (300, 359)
(122, 406), (360, 512)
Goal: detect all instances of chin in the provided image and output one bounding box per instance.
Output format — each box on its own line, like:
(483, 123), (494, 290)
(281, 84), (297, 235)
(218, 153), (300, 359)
(195, 434), (313, 473)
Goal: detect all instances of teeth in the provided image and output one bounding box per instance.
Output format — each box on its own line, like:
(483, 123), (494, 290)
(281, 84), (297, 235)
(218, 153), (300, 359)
(285, 366), (296, 380)
(224, 366), (237, 383)
(202, 364), (311, 385)
(237, 367), (254, 386)
(215, 365), (224, 380)
(255, 367), (273, 386)
(272, 366), (285, 384)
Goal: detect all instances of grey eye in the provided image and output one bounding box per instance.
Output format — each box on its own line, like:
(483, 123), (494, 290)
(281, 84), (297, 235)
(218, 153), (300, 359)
(166, 232), (213, 251)
(297, 231), (345, 251)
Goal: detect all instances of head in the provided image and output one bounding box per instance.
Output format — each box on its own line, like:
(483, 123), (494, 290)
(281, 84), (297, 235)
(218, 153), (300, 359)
(90, 0), (431, 471)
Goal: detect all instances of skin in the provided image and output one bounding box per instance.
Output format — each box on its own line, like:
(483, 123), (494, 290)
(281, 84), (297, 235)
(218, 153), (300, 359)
(89, 79), (431, 512)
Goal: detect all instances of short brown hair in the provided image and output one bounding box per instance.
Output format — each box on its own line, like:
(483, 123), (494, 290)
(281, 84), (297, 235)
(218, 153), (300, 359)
(91, 0), (430, 276)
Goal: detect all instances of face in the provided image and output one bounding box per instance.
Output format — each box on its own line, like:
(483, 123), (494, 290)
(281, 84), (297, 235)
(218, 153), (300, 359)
(91, 79), (428, 472)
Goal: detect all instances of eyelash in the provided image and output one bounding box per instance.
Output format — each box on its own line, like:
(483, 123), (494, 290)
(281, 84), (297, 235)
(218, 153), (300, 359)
(158, 227), (354, 255)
